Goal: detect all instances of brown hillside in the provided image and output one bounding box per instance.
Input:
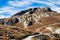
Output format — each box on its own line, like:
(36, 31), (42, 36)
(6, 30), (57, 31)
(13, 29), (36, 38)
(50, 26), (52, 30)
(0, 7), (60, 40)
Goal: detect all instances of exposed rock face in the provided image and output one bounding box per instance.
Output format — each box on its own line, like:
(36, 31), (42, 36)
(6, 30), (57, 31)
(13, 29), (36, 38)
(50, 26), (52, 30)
(5, 18), (19, 26)
(0, 18), (6, 25)
(0, 7), (60, 40)
(0, 20), (5, 24)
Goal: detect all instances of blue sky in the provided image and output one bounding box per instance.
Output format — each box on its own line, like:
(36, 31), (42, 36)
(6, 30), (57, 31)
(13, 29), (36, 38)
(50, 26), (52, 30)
(0, 0), (60, 18)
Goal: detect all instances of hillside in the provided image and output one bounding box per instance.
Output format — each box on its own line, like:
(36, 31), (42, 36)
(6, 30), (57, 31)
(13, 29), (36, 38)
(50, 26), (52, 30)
(0, 7), (60, 40)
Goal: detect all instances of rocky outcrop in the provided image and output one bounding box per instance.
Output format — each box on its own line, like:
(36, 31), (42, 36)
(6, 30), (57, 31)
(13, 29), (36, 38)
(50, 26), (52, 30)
(0, 7), (60, 40)
(5, 18), (19, 26)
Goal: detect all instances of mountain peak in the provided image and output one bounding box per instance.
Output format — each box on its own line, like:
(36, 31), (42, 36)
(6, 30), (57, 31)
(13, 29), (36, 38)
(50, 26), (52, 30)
(13, 7), (53, 16)
(0, 7), (60, 40)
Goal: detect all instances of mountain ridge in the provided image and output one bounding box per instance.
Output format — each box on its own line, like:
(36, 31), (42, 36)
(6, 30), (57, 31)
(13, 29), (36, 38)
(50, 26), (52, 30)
(0, 7), (60, 40)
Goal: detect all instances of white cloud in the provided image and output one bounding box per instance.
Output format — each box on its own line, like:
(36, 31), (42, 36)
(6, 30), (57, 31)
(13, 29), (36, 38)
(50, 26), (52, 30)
(0, 6), (21, 18)
(0, 0), (38, 18)
(50, 6), (60, 13)
(0, 15), (5, 18)
(8, 1), (30, 7)
(8, 0), (40, 7)
(0, 15), (10, 18)
(0, 6), (20, 15)
(33, 0), (60, 13)
(8, 0), (60, 13)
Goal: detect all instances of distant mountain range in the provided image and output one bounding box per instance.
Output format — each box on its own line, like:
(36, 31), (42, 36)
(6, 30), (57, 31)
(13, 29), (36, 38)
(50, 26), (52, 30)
(0, 7), (60, 40)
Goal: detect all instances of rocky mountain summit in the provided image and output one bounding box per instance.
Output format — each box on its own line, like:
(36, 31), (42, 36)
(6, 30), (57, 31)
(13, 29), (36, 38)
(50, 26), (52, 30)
(0, 7), (60, 40)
